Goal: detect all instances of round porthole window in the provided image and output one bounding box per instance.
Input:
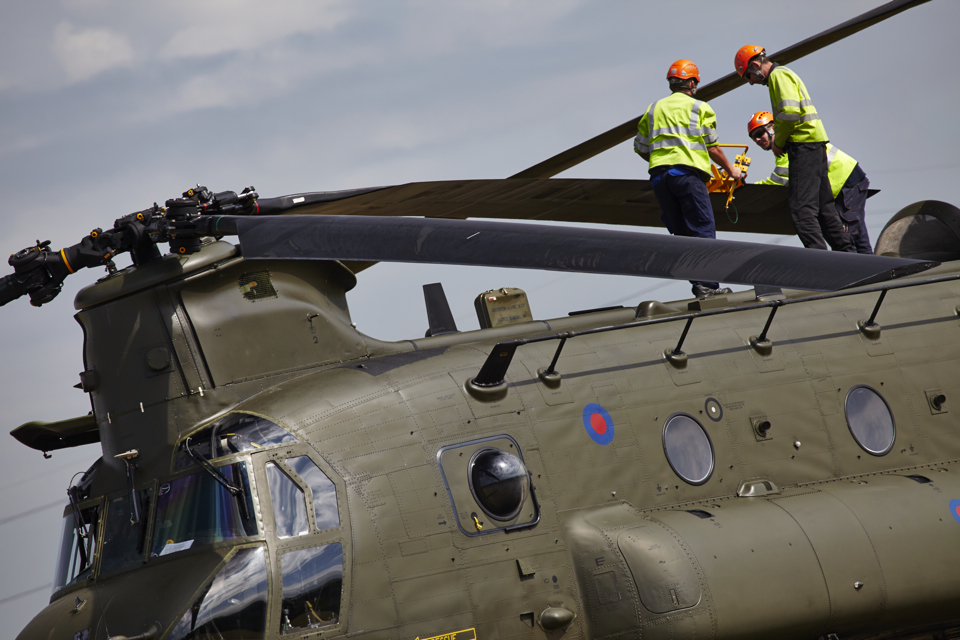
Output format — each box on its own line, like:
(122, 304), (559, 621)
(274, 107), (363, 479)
(468, 448), (528, 521)
(663, 414), (714, 485)
(845, 385), (895, 455)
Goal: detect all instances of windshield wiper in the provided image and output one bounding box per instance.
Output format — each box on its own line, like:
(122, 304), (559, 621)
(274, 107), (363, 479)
(184, 437), (251, 521)
(184, 437), (240, 493)
(230, 462), (252, 522)
(66, 485), (90, 571)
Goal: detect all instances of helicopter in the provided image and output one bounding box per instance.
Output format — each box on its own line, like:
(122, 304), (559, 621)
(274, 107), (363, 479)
(4, 0), (960, 638)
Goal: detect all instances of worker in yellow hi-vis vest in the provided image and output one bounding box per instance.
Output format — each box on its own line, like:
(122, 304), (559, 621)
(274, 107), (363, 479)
(735, 45), (853, 253)
(747, 111), (872, 254)
(635, 59), (742, 299)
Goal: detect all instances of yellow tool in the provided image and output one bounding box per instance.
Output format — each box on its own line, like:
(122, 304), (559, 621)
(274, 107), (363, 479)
(706, 144), (750, 211)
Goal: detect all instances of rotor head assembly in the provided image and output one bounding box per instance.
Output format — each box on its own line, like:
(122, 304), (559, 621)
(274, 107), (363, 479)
(0, 185), (260, 307)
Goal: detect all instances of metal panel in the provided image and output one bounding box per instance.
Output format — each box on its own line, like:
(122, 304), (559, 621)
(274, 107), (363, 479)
(618, 523), (702, 613)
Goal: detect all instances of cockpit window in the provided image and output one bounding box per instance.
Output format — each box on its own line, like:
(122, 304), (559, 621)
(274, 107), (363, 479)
(100, 489), (152, 576)
(53, 503), (99, 591)
(286, 456), (340, 531)
(280, 543), (343, 633)
(151, 462), (257, 558)
(175, 414), (297, 471)
(266, 463), (310, 539)
(168, 546), (269, 640)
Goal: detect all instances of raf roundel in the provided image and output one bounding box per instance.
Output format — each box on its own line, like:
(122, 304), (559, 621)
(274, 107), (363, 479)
(951, 499), (960, 525)
(583, 403), (615, 445)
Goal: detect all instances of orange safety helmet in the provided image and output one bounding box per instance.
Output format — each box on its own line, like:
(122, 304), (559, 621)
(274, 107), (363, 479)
(735, 45), (765, 77)
(747, 110), (774, 135)
(667, 59), (700, 83)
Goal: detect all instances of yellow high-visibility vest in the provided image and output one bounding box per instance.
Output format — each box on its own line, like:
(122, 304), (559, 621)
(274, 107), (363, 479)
(756, 144), (858, 198)
(768, 66), (828, 148)
(756, 153), (789, 186)
(635, 92), (718, 176)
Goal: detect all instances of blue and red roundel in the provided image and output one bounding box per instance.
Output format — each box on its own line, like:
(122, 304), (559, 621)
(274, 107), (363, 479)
(950, 499), (960, 524)
(583, 403), (614, 445)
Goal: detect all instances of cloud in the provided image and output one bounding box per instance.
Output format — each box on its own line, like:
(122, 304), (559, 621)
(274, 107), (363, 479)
(52, 22), (134, 82)
(158, 0), (352, 60)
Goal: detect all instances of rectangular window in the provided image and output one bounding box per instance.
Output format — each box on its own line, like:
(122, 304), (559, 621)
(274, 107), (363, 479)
(53, 503), (99, 590)
(151, 462), (256, 558)
(266, 463), (309, 539)
(280, 543), (343, 633)
(100, 489), (152, 576)
(286, 456), (340, 531)
(168, 546), (270, 640)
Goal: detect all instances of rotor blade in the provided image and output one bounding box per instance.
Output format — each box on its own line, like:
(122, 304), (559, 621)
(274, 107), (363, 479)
(276, 179), (797, 234)
(510, 0), (931, 179)
(229, 215), (937, 292)
(254, 179), (877, 236)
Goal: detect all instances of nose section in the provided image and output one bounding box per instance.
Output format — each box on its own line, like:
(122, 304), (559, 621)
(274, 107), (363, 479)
(97, 548), (230, 640)
(16, 587), (100, 640)
(17, 548), (234, 640)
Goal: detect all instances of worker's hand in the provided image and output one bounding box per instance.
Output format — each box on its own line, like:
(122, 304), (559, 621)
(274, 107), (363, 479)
(729, 166), (742, 182)
(771, 142), (785, 157)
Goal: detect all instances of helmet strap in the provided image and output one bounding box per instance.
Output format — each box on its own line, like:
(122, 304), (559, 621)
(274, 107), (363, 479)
(751, 55), (769, 85)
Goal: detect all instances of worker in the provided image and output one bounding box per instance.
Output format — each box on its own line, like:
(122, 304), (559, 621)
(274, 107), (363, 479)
(635, 59), (742, 298)
(734, 45), (853, 252)
(747, 111), (872, 253)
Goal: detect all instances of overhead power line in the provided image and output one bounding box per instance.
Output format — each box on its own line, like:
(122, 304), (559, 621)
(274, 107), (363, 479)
(0, 499), (64, 527)
(0, 583), (51, 606)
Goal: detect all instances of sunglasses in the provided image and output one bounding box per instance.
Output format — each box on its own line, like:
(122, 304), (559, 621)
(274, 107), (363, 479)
(750, 128), (769, 141)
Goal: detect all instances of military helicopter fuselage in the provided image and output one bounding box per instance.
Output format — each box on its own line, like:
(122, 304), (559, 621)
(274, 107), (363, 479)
(14, 201), (960, 640)
(6, 2), (951, 635)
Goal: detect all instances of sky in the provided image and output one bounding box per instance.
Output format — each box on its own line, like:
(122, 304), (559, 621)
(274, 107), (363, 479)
(1, 0), (957, 633)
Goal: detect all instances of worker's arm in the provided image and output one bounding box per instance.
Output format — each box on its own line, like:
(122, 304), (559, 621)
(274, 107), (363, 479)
(701, 104), (741, 181)
(634, 105), (652, 162)
(757, 154), (790, 184)
(755, 170), (788, 186)
(708, 146), (741, 182)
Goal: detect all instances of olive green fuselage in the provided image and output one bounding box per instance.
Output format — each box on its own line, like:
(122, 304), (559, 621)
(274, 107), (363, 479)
(18, 242), (960, 640)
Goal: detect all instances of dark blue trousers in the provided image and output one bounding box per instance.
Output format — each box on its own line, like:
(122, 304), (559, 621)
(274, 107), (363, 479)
(651, 168), (719, 289)
(836, 164), (872, 254)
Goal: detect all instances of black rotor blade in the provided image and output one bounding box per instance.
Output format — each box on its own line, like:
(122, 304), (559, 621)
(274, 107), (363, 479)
(229, 215), (937, 292)
(510, 0), (930, 179)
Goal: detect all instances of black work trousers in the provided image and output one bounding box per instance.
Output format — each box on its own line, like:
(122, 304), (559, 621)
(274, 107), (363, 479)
(786, 142), (853, 252)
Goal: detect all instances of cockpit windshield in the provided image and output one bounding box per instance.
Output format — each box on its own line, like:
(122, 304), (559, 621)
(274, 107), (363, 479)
(100, 489), (152, 576)
(53, 502), (99, 591)
(175, 413), (297, 471)
(168, 546), (270, 640)
(152, 462), (257, 558)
